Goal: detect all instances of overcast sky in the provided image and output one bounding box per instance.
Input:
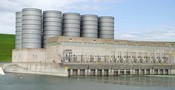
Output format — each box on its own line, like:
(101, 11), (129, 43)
(0, 0), (175, 41)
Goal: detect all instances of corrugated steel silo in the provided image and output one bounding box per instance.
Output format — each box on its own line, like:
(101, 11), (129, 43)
(22, 8), (42, 48)
(43, 10), (62, 47)
(63, 13), (81, 37)
(15, 11), (22, 48)
(99, 16), (114, 39)
(81, 14), (98, 38)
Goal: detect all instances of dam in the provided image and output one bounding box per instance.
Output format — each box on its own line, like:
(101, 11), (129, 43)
(3, 8), (175, 76)
(4, 36), (175, 76)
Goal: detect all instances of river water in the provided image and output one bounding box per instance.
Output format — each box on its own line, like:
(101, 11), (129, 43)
(0, 73), (175, 90)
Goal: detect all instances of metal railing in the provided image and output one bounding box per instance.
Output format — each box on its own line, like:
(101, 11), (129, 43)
(61, 55), (171, 64)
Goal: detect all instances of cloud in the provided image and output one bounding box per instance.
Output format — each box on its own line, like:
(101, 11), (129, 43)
(92, 0), (124, 3)
(0, 0), (116, 12)
(0, 0), (112, 34)
(0, 0), (174, 42)
(0, 0), (87, 12)
(115, 32), (141, 40)
(65, 5), (108, 11)
(0, 0), (80, 33)
(115, 28), (175, 41)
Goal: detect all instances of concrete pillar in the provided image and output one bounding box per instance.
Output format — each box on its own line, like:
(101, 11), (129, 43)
(130, 69), (133, 75)
(102, 69), (104, 76)
(88, 69), (91, 76)
(150, 69), (154, 75)
(112, 69), (115, 75)
(108, 69), (111, 76)
(109, 69), (114, 76)
(118, 69), (120, 75)
(168, 69), (171, 75)
(150, 69), (152, 75)
(158, 69), (160, 75)
(144, 69), (147, 75)
(78, 69), (80, 76)
(70, 69), (73, 76)
(95, 69), (98, 76)
(171, 69), (175, 74)
(163, 69), (165, 75)
(124, 69), (126, 75)
(139, 69), (141, 75)
(132, 69), (135, 75)
(85, 69), (88, 76)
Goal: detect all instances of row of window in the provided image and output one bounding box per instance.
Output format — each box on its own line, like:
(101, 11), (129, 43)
(14, 54), (38, 59)
(63, 54), (167, 58)
(60, 41), (175, 51)
(62, 57), (168, 64)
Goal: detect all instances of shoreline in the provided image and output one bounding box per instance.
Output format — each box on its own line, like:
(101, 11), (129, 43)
(147, 75), (175, 78)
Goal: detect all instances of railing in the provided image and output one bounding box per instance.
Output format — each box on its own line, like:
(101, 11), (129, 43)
(61, 55), (171, 64)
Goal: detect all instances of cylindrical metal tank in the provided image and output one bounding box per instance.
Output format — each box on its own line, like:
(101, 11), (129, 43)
(43, 10), (62, 47)
(81, 14), (98, 38)
(63, 13), (81, 37)
(22, 8), (42, 48)
(98, 16), (114, 39)
(15, 11), (22, 48)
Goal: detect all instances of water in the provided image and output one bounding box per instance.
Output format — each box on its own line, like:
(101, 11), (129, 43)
(0, 73), (175, 90)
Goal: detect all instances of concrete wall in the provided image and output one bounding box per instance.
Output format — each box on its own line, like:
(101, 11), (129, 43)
(12, 49), (45, 63)
(13, 36), (175, 64)
(46, 45), (62, 63)
(11, 36), (175, 76)
(3, 63), (68, 77)
(64, 63), (175, 76)
(49, 37), (175, 64)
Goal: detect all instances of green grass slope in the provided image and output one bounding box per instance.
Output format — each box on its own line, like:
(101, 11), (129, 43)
(0, 34), (15, 62)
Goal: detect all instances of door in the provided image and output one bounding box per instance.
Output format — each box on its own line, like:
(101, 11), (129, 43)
(63, 49), (72, 62)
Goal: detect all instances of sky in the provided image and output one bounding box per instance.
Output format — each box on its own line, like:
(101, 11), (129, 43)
(0, 0), (175, 41)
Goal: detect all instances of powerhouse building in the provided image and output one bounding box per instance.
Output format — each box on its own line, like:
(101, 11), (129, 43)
(3, 8), (175, 76)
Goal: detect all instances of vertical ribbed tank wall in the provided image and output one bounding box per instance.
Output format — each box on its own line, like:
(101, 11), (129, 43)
(98, 16), (114, 39)
(81, 14), (98, 38)
(22, 8), (42, 48)
(41, 15), (44, 48)
(15, 11), (22, 48)
(43, 10), (62, 47)
(15, 8), (115, 49)
(63, 13), (81, 37)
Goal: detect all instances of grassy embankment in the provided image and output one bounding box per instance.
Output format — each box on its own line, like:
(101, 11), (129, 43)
(0, 34), (15, 62)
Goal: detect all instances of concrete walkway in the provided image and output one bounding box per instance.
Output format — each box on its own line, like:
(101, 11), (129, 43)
(0, 67), (5, 75)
